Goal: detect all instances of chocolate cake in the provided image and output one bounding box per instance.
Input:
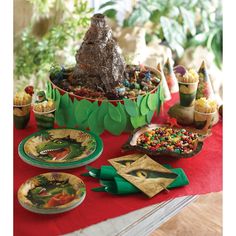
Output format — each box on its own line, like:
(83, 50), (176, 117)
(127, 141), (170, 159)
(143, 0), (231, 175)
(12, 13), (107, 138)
(71, 13), (127, 94)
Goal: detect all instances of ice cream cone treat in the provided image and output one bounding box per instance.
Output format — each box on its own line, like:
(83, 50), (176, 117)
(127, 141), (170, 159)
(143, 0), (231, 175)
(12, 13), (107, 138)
(163, 58), (179, 93)
(196, 60), (214, 99)
(177, 69), (199, 107)
(157, 63), (171, 101)
(33, 91), (56, 130)
(13, 86), (34, 129)
(194, 98), (217, 131)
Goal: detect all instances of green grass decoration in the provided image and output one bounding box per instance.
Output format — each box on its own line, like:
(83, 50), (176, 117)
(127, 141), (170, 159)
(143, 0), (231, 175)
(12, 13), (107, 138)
(140, 95), (149, 115)
(108, 103), (121, 122)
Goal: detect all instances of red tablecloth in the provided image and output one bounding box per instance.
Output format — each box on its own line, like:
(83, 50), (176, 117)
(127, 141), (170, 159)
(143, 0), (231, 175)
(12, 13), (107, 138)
(14, 94), (222, 236)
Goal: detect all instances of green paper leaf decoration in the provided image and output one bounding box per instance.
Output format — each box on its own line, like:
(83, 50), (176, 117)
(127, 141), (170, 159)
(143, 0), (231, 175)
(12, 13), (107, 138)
(98, 102), (109, 121)
(88, 108), (104, 135)
(51, 89), (56, 100)
(147, 93), (158, 111)
(74, 99), (92, 124)
(96, 102), (109, 133)
(140, 95), (149, 116)
(55, 109), (65, 126)
(124, 99), (139, 117)
(130, 115), (146, 129)
(108, 103), (121, 122)
(116, 102), (127, 132)
(54, 89), (61, 110)
(146, 110), (155, 123)
(87, 101), (99, 117)
(55, 93), (76, 128)
(136, 95), (143, 107)
(46, 81), (52, 99)
(104, 114), (122, 135)
(156, 85), (164, 115)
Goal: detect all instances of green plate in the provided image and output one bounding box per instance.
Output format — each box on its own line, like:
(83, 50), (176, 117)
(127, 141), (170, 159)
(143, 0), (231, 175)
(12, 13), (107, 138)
(18, 128), (103, 169)
(18, 172), (86, 214)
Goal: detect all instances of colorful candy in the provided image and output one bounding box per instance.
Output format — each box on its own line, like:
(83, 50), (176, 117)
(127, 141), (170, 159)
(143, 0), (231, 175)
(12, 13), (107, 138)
(137, 127), (199, 154)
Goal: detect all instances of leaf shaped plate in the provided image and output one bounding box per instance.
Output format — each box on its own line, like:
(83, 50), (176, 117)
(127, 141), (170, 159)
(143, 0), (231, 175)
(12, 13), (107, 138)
(18, 128), (103, 169)
(18, 172), (86, 214)
(122, 124), (203, 158)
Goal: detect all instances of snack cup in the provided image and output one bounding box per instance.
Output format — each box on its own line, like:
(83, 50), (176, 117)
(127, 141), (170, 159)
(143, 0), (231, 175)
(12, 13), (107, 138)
(13, 103), (31, 129)
(33, 109), (56, 130)
(178, 81), (198, 107)
(193, 110), (216, 131)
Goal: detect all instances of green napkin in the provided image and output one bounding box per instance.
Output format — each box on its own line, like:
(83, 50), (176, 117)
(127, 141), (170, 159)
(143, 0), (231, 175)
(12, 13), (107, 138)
(82, 165), (189, 195)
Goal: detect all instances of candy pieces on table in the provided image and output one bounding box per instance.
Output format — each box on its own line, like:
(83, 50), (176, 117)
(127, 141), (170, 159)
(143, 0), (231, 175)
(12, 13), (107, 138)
(157, 63), (171, 101)
(82, 154), (189, 197)
(196, 60), (214, 99)
(165, 116), (181, 128)
(13, 86), (34, 129)
(33, 91), (56, 129)
(163, 58), (179, 93)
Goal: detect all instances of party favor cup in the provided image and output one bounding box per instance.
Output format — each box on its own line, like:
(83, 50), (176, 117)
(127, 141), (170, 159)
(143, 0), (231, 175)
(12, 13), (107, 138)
(33, 109), (56, 130)
(178, 81), (198, 107)
(13, 103), (31, 129)
(194, 110), (216, 131)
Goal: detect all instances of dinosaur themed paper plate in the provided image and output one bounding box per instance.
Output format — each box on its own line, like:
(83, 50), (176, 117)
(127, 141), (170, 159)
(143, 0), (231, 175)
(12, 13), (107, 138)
(18, 172), (86, 214)
(18, 128), (103, 169)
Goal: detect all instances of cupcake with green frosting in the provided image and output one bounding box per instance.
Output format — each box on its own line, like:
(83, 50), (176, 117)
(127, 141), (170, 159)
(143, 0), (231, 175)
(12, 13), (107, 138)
(33, 91), (56, 130)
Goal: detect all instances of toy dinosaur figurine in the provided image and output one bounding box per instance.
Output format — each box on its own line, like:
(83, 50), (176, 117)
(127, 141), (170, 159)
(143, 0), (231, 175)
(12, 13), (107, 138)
(36, 91), (48, 103)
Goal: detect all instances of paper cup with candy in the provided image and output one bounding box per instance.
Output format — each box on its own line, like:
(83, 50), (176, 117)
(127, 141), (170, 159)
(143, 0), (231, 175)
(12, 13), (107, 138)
(33, 91), (56, 130)
(13, 87), (34, 129)
(194, 98), (217, 131)
(177, 69), (199, 107)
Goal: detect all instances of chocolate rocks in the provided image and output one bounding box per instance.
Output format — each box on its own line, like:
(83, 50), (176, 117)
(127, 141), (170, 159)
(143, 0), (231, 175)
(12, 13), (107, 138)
(72, 14), (127, 94)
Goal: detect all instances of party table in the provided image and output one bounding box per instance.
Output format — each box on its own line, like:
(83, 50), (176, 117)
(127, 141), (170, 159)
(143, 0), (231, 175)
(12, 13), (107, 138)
(14, 93), (222, 236)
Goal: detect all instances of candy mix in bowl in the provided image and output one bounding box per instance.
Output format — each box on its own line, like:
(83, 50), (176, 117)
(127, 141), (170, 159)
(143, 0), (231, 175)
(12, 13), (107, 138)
(123, 124), (203, 158)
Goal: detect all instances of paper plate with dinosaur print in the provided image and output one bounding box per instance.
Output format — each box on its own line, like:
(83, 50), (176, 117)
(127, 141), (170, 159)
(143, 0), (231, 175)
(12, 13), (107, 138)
(18, 128), (103, 169)
(18, 172), (86, 214)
